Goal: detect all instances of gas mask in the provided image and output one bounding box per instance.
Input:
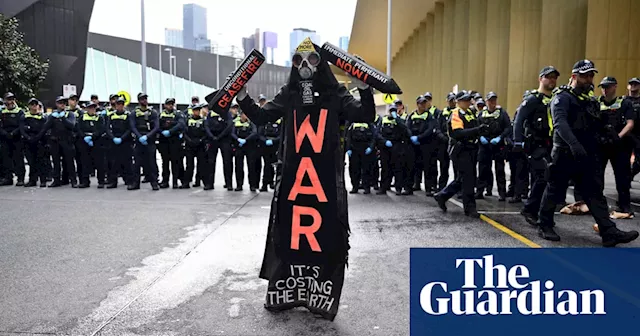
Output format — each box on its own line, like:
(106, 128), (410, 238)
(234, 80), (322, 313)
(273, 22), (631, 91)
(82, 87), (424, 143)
(292, 51), (321, 80)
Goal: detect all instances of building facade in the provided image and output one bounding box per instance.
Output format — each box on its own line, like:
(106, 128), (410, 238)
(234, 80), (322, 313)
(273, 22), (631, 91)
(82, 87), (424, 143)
(349, 0), (640, 113)
(289, 28), (321, 60)
(182, 3), (209, 51)
(0, 0), (96, 106)
(165, 28), (183, 48)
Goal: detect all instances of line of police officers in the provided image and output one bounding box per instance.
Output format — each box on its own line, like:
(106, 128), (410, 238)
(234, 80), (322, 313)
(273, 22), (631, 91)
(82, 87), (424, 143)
(0, 92), (283, 192)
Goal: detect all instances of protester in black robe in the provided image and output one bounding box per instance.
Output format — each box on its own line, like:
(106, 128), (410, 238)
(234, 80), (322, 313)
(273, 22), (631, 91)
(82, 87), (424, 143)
(237, 38), (375, 320)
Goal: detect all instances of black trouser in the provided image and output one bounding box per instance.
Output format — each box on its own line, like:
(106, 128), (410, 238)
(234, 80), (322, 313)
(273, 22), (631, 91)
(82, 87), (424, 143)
(349, 144), (374, 189)
(75, 139), (84, 182)
(436, 141), (450, 190)
(234, 143), (258, 188)
(185, 142), (210, 186)
(24, 140), (47, 183)
(599, 141), (633, 211)
(49, 138), (76, 183)
(107, 141), (133, 185)
(208, 140), (233, 188)
(158, 138), (184, 185)
(538, 146), (615, 231)
(523, 146), (550, 216)
(510, 150), (530, 198)
(76, 139), (106, 185)
(260, 145), (278, 187)
(412, 144), (424, 187)
(438, 145), (478, 213)
(477, 143), (506, 195)
(380, 144), (405, 192)
(0, 137), (25, 181)
(255, 145), (263, 186)
(419, 141), (438, 191)
(372, 151), (380, 188)
(132, 140), (158, 186)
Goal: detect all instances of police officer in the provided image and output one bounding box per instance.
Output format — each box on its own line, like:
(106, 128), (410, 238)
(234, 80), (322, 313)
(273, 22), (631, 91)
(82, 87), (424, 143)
(90, 94), (104, 112)
(105, 97), (133, 188)
(476, 92), (512, 201)
(434, 91), (488, 217)
(183, 103), (210, 189)
(626, 78), (640, 179)
(435, 93), (457, 190)
(407, 94), (439, 195)
(536, 59), (639, 246)
(346, 117), (376, 194)
(258, 94), (268, 107)
(158, 98), (186, 189)
(75, 102), (106, 188)
(44, 96), (78, 188)
(19, 98), (48, 187)
(394, 99), (408, 121)
(66, 94), (84, 182)
(376, 106), (413, 195)
(0, 92), (25, 186)
(231, 111), (258, 191)
(513, 66), (558, 224)
(205, 103), (234, 190)
(596, 76), (635, 216)
(258, 116), (282, 191)
(188, 96), (200, 115)
(129, 93), (160, 190)
(105, 94), (118, 117)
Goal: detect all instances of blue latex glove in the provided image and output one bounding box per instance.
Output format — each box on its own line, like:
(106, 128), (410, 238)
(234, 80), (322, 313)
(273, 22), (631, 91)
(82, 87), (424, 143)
(490, 136), (502, 145)
(113, 137), (122, 145)
(410, 136), (419, 145)
(139, 135), (148, 144)
(480, 136), (489, 145)
(99, 111), (106, 116)
(365, 147), (372, 155)
(391, 112), (398, 119)
(88, 141), (94, 147)
(238, 138), (246, 147)
(346, 150), (352, 157)
(265, 139), (273, 146)
(385, 140), (392, 148)
(83, 136), (92, 144)
(179, 133), (183, 139)
(50, 112), (58, 118)
(162, 130), (170, 137)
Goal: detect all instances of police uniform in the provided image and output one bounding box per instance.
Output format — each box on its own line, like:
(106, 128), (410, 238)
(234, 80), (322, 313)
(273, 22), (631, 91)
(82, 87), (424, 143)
(65, 96), (84, 184)
(105, 99), (133, 188)
(183, 104), (211, 189)
(536, 59), (638, 246)
(75, 104), (106, 188)
(346, 120), (376, 194)
(44, 96), (78, 187)
(375, 106), (413, 195)
(407, 94), (440, 195)
(476, 92), (512, 201)
(0, 93), (25, 185)
(258, 117), (283, 191)
(435, 93), (457, 190)
(512, 68), (556, 223)
(205, 106), (234, 190)
(158, 98), (186, 189)
(231, 113), (259, 191)
(434, 92), (486, 217)
(595, 77), (635, 214)
(19, 99), (48, 187)
(625, 78), (640, 179)
(129, 94), (160, 190)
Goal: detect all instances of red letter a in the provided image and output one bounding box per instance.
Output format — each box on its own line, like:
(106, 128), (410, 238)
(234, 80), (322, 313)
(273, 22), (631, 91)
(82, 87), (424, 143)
(294, 109), (327, 153)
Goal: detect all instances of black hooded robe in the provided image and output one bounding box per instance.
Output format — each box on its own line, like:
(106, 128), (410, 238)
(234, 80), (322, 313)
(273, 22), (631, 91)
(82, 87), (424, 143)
(238, 60), (375, 320)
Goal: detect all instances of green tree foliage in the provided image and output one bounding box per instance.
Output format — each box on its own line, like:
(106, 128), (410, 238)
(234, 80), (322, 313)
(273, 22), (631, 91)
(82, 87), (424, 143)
(0, 13), (49, 102)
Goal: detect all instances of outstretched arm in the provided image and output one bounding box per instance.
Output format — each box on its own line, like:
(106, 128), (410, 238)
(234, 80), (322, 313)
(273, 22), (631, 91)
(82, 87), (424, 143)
(339, 86), (375, 124)
(238, 87), (287, 126)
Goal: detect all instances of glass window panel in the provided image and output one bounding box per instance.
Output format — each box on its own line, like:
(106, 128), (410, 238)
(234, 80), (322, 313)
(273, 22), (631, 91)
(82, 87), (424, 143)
(81, 49), (95, 101)
(91, 50), (108, 99)
(128, 61), (142, 100)
(116, 57), (131, 93)
(103, 52), (118, 95)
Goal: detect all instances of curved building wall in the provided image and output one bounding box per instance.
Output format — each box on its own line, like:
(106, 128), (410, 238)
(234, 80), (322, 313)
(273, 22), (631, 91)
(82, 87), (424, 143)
(0, 0), (96, 106)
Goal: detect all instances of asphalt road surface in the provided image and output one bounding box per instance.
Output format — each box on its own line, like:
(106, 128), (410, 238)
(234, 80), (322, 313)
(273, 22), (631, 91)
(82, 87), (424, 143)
(0, 161), (638, 336)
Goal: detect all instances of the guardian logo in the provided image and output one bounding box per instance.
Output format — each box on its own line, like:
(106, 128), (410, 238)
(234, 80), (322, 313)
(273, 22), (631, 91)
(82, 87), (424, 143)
(420, 255), (606, 316)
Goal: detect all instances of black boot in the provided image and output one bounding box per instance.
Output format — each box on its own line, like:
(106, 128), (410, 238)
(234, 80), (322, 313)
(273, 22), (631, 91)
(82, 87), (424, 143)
(0, 178), (13, 186)
(538, 226), (560, 241)
(179, 184), (191, 189)
(465, 210), (480, 218)
(234, 187), (243, 191)
(97, 182), (105, 189)
(48, 180), (61, 188)
(434, 194), (447, 212)
(24, 180), (37, 187)
(159, 181), (169, 189)
(78, 182), (90, 188)
(39, 181), (47, 188)
(363, 187), (371, 194)
(151, 182), (160, 191)
(520, 209), (538, 226)
(71, 180), (79, 188)
(260, 185), (268, 192)
(106, 183), (117, 189)
(601, 227), (640, 247)
(203, 184), (214, 190)
(127, 184), (140, 190)
(508, 197), (522, 204)
(376, 189), (387, 195)
(498, 192), (506, 202)
(474, 191), (484, 199)
(349, 188), (358, 194)
(401, 188), (413, 195)
(15, 180), (24, 187)
(194, 180), (201, 187)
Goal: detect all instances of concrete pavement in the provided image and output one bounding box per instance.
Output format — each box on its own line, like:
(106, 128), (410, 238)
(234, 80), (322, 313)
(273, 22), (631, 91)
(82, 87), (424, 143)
(0, 162), (639, 336)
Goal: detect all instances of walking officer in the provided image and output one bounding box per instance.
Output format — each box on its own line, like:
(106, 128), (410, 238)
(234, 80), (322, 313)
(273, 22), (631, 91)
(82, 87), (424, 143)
(0, 92), (25, 186)
(513, 66), (558, 224)
(231, 111), (258, 191)
(105, 97), (133, 188)
(205, 103), (234, 190)
(19, 98), (48, 187)
(129, 92), (160, 190)
(434, 91), (489, 218)
(595, 76), (635, 217)
(183, 103), (211, 189)
(406, 94), (439, 196)
(536, 59), (639, 246)
(375, 105), (413, 195)
(346, 117), (376, 194)
(44, 96), (78, 188)
(625, 78), (640, 179)
(434, 93), (457, 190)
(75, 102), (106, 188)
(476, 92), (512, 201)
(258, 116), (282, 191)
(158, 98), (186, 189)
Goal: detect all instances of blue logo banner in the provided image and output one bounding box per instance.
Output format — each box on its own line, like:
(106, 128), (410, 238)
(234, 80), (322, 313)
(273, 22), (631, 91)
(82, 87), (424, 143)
(410, 248), (640, 335)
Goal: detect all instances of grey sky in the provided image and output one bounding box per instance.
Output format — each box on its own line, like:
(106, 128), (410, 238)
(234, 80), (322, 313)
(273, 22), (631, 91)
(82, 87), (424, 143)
(89, 0), (357, 65)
